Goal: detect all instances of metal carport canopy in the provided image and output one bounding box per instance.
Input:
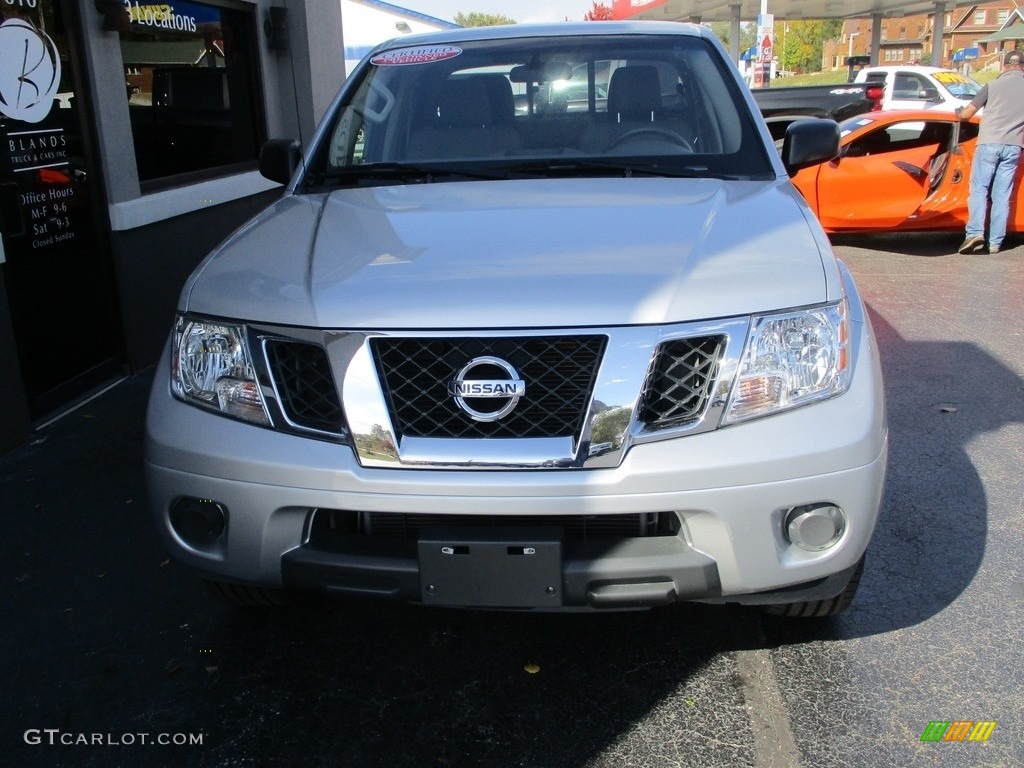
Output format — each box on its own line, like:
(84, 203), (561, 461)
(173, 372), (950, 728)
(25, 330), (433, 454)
(613, 0), (981, 67)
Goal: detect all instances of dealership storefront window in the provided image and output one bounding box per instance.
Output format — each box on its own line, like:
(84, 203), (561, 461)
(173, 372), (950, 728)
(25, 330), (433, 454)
(117, 0), (265, 186)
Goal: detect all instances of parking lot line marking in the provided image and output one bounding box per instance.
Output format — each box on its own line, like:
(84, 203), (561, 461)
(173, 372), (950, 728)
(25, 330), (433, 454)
(736, 647), (801, 768)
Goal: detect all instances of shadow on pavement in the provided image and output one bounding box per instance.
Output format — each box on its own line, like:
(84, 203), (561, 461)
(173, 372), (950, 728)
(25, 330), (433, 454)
(0, 373), (760, 767)
(831, 231), (1022, 257)
(830, 232), (964, 257)
(764, 303), (1021, 648)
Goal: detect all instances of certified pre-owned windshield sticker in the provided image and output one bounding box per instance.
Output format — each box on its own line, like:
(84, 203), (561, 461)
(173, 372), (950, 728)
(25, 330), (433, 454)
(371, 46), (462, 66)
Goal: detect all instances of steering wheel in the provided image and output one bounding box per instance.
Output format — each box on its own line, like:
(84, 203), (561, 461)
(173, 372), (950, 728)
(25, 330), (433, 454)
(608, 127), (694, 152)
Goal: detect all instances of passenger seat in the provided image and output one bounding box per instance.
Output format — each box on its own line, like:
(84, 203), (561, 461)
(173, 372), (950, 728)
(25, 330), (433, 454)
(407, 75), (520, 160)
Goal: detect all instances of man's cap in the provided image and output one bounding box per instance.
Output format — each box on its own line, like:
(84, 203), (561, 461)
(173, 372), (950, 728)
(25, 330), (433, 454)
(1005, 50), (1024, 66)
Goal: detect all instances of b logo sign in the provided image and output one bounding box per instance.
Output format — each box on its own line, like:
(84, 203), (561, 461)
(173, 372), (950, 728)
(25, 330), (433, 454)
(0, 19), (61, 124)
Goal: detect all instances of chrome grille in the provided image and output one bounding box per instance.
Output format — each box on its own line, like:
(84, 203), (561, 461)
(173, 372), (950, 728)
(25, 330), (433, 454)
(638, 335), (725, 430)
(371, 336), (606, 439)
(265, 339), (343, 434)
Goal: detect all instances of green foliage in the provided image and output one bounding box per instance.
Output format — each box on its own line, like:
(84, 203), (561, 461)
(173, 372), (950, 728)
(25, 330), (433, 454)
(454, 11), (516, 27)
(584, 2), (613, 21)
(777, 19), (843, 74)
(706, 21), (757, 52)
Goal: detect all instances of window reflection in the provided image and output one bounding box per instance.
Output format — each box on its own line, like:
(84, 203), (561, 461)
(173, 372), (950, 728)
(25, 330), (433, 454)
(119, 0), (264, 185)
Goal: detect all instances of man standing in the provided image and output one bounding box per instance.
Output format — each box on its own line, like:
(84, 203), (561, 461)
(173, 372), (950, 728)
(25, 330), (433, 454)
(955, 50), (1024, 255)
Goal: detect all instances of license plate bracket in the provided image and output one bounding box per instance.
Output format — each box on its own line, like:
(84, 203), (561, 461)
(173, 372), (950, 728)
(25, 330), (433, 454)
(418, 527), (562, 608)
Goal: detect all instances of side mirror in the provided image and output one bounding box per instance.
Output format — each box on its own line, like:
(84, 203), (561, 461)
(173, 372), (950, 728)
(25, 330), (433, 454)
(781, 119), (840, 175)
(259, 139), (302, 185)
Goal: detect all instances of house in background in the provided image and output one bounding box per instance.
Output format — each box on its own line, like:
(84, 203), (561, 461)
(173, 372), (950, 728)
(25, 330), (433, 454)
(342, 0), (460, 74)
(965, 5), (1024, 68)
(827, 2), (1024, 74)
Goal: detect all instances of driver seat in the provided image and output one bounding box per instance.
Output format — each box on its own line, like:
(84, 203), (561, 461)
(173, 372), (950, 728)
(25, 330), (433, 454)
(582, 65), (693, 153)
(608, 65), (661, 123)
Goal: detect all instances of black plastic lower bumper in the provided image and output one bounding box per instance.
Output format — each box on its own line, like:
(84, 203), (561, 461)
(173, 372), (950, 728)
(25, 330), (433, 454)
(281, 529), (722, 610)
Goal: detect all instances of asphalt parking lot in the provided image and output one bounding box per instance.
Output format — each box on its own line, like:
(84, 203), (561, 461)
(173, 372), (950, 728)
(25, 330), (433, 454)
(1, 232), (1021, 768)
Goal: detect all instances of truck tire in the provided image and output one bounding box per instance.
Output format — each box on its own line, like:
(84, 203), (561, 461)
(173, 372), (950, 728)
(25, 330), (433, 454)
(760, 555), (865, 618)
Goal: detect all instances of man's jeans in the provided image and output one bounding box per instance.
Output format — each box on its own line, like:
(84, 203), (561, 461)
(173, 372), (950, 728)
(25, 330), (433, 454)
(966, 143), (1022, 248)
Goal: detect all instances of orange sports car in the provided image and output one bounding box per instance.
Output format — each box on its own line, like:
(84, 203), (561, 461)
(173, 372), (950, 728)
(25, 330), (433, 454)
(790, 110), (1024, 234)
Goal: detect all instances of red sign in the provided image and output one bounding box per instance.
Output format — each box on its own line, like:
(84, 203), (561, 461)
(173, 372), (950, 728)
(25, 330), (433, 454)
(611, 0), (672, 20)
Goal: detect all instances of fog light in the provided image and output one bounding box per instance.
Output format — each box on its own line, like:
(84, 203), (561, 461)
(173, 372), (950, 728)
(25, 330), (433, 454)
(170, 497), (226, 545)
(784, 504), (845, 551)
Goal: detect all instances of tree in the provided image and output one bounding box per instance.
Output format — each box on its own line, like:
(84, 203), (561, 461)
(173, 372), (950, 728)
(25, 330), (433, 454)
(583, 2), (613, 21)
(777, 19), (843, 74)
(454, 12), (516, 27)
(706, 21), (758, 53)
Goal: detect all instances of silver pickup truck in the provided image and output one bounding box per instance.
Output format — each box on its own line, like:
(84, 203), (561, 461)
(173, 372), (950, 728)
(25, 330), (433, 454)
(145, 22), (887, 616)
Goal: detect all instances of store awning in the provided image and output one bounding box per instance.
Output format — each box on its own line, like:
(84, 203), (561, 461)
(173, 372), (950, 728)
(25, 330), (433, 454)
(952, 47), (979, 61)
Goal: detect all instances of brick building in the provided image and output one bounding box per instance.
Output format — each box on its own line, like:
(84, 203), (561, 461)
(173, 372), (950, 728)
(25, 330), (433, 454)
(825, 2), (1024, 73)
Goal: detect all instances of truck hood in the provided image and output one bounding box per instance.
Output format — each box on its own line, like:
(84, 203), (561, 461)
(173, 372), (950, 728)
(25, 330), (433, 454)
(184, 177), (830, 328)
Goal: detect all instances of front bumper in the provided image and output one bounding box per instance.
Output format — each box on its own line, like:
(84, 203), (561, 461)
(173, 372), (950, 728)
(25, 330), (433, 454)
(144, 316), (887, 610)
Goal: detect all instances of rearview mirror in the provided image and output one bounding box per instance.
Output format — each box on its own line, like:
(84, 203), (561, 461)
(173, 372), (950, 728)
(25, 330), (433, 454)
(509, 61), (573, 83)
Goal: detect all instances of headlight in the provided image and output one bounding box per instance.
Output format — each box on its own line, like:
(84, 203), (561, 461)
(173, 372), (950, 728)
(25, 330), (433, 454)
(724, 299), (850, 424)
(171, 315), (271, 426)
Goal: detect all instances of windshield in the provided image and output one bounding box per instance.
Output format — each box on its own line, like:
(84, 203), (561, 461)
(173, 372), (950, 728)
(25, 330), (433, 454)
(943, 79), (981, 99)
(932, 70), (981, 99)
(305, 33), (774, 188)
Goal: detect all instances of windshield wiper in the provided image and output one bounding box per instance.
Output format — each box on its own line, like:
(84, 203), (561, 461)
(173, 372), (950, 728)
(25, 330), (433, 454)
(312, 162), (508, 187)
(492, 158), (743, 180)
(309, 159), (748, 188)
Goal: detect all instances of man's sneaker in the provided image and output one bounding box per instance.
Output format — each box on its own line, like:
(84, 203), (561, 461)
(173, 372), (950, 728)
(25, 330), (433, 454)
(989, 245), (1001, 254)
(958, 235), (985, 254)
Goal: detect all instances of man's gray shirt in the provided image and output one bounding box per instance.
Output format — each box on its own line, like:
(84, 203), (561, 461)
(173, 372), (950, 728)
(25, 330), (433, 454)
(968, 69), (1024, 145)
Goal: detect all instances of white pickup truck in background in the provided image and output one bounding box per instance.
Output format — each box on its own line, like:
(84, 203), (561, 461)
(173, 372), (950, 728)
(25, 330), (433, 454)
(853, 65), (981, 111)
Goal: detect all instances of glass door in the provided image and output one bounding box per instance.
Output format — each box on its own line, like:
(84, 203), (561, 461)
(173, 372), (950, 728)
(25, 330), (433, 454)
(0, 1), (124, 420)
